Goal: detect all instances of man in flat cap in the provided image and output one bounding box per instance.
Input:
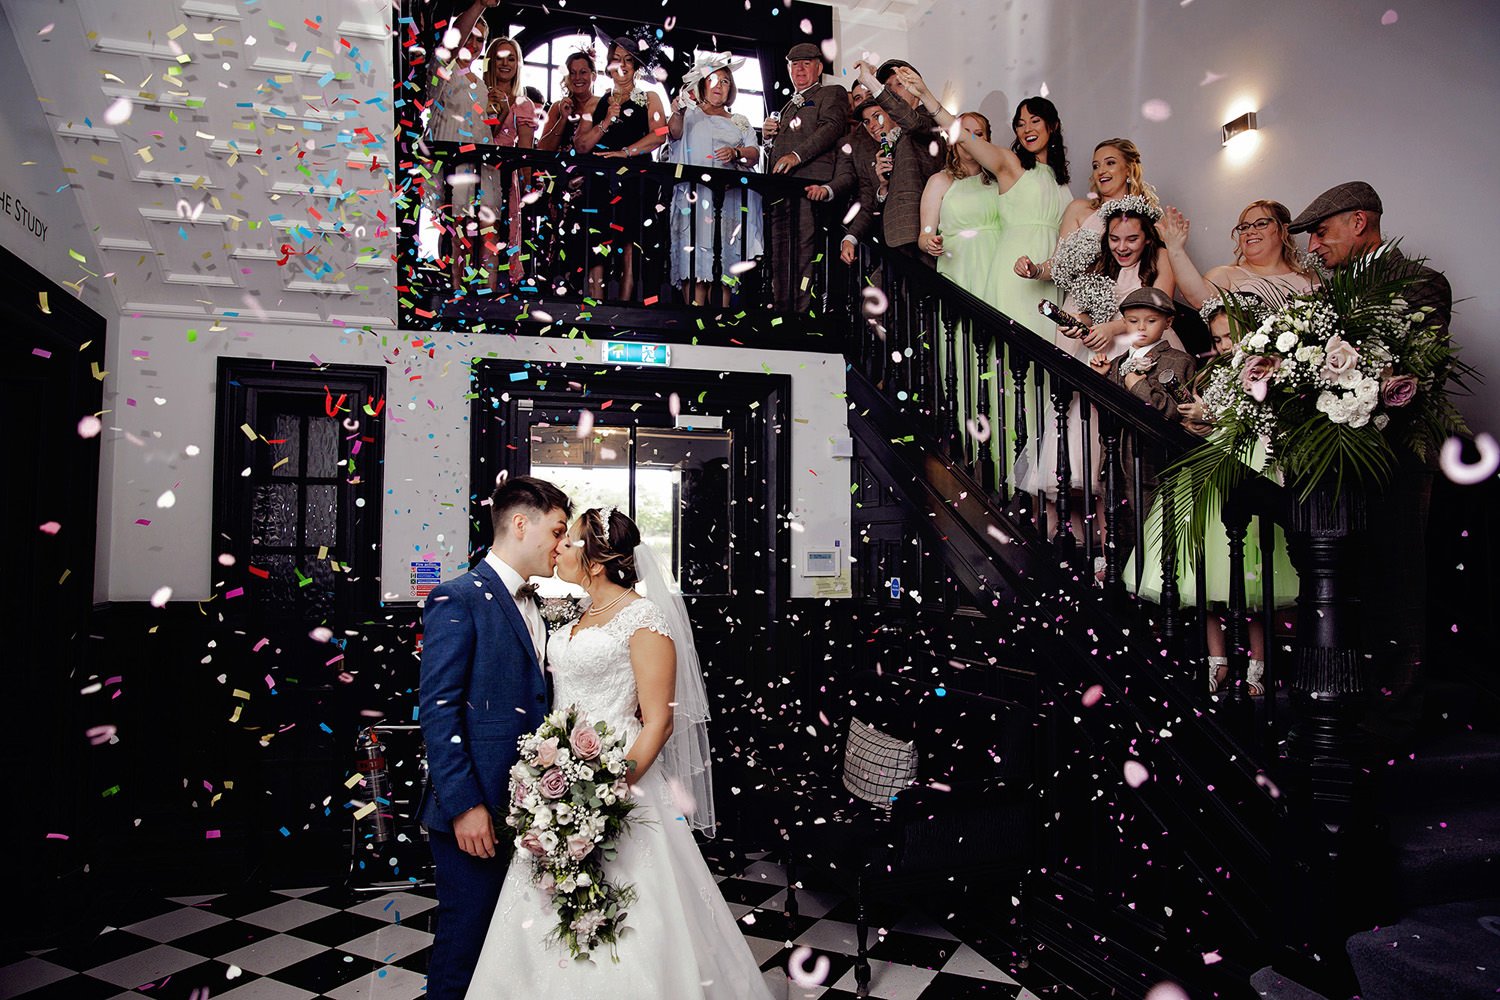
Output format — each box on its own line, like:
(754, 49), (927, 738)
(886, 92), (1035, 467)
(1291, 180), (1453, 746)
(763, 43), (847, 313)
(846, 58), (946, 264)
(1291, 180), (1452, 336)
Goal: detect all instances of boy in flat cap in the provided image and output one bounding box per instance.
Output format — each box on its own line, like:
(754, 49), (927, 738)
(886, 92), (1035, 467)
(763, 43), (847, 312)
(1090, 286), (1196, 419)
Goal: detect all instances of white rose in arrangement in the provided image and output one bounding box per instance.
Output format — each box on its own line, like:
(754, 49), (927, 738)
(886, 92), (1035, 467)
(577, 765), (595, 783)
(1275, 332), (1299, 353)
(538, 829), (558, 852)
(554, 802), (572, 824)
(1294, 345), (1323, 365)
(533, 805), (553, 828)
(600, 786), (616, 805)
(556, 748), (572, 765)
(1373, 413), (1390, 430)
(1246, 332), (1271, 352)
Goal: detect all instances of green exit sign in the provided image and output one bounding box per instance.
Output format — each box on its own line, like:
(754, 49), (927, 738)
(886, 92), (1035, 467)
(602, 341), (671, 367)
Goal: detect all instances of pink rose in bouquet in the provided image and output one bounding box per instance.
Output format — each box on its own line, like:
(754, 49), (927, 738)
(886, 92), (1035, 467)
(569, 724), (603, 760)
(566, 833), (595, 861)
(1381, 374), (1418, 408)
(1320, 335), (1361, 383)
(511, 778), (531, 807)
(519, 830), (547, 857)
(534, 736), (560, 767)
(539, 766), (569, 799)
(1240, 355), (1281, 402)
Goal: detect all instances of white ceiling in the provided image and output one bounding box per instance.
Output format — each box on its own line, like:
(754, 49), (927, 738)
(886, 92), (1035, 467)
(4, 0), (395, 330)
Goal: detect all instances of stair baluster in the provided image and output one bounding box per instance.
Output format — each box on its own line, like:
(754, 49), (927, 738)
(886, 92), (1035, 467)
(1079, 395), (1095, 572)
(975, 328), (995, 494)
(1160, 466), (1182, 644)
(1223, 495), (1253, 713)
(1010, 355), (1032, 528)
(943, 304), (960, 460)
(1100, 414), (1124, 592)
(1052, 384), (1074, 551)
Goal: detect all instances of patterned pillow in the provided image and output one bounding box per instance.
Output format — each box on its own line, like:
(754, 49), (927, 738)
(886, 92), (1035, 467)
(841, 717), (917, 811)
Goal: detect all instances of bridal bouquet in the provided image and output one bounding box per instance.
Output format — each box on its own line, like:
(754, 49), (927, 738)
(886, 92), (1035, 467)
(1163, 245), (1470, 547)
(507, 706), (638, 960)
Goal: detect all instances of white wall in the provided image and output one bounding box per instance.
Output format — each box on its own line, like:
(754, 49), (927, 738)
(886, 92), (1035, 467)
(839, 0), (1500, 431)
(0, 3), (108, 313)
(100, 316), (852, 603)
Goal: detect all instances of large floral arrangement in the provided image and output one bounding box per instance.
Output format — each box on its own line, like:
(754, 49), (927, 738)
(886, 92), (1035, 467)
(1164, 245), (1470, 546)
(506, 706), (638, 960)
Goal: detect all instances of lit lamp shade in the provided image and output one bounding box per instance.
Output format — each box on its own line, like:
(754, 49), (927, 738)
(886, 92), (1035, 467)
(1221, 111), (1259, 147)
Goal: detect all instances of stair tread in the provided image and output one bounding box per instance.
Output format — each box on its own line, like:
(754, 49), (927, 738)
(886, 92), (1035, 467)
(1346, 897), (1500, 1000)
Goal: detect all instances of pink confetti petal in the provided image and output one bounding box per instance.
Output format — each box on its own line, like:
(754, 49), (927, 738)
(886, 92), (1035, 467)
(1081, 684), (1104, 707)
(1141, 99), (1172, 122)
(1381, 9), (1398, 25)
(1440, 434), (1499, 485)
(78, 415), (103, 438)
(1123, 760), (1150, 787)
(39, 521), (61, 535)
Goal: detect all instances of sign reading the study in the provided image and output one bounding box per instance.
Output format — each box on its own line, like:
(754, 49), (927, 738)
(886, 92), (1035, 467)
(602, 341), (670, 367)
(1, 189), (47, 242)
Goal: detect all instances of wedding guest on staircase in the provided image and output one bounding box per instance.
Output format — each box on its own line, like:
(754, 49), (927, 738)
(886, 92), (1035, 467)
(764, 43), (848, 313)
(666, 54), (763, 306)
(805, 100), (887, 265)
(538, 51), (599, 153)
(1289, 180), (1453, 747)
(1157, 199), (1320, 309)
(475, 35), (536, 292)
(536, 51), (599, 292)
(842, 59), (946, 263)
(573, 35), (668, 301)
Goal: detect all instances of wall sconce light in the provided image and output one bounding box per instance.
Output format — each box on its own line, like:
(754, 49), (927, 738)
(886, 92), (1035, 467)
(1221, 111), (1259, 146)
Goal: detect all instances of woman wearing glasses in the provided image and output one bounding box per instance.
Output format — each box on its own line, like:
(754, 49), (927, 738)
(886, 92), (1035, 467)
(1157, 199), (1319, 308)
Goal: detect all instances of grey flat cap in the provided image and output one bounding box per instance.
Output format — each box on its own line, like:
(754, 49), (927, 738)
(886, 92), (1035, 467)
(786, 43), (823, 62)
(1119, 286), (1176, 316)
(1289, 181), (1383, 233)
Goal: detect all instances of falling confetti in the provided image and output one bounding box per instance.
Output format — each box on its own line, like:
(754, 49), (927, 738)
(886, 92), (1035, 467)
(1123, 760), (1150, 787)
(1141, 99), (1172, 122)
(1381, 9), (1399, 24)
(1439, 433), (1499, 485)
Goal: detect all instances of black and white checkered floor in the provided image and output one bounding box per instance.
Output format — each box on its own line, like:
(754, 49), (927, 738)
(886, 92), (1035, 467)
(1, 855), (1046, 1000)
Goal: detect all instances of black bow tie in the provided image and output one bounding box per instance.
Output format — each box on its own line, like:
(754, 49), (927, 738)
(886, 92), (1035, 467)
(514, 582), (539, 601)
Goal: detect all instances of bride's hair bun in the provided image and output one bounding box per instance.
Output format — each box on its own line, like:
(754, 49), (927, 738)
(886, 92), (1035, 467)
(579, 507), (642, 587)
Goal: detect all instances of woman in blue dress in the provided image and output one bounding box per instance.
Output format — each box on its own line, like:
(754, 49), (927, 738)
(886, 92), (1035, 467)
(666, 54), (764, 306)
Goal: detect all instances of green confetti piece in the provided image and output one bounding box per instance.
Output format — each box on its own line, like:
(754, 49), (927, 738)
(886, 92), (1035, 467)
(186, 329), (198, 342)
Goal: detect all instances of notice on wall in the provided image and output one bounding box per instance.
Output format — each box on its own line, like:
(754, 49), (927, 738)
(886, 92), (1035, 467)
(411, 560), (442, 599)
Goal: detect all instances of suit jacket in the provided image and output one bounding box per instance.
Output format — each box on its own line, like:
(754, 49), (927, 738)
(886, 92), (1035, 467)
(769, 81), (849, 183)
(1106, 342), (1197, 419)
(871, 87), (947, 248)
(417, 558), (549, 829)
(829, 131), (881, 242)
(1387, 248), (1452, 338)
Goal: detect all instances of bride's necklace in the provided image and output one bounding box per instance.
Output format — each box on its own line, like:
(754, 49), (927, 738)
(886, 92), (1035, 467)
(584, 588), (633, 616)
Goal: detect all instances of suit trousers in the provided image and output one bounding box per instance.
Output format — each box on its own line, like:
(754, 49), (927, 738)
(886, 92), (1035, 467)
(770, 193), (819, 314)
(426, 827), (510, 1000)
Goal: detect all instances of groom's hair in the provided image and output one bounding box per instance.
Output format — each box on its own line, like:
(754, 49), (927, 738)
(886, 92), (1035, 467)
(490, 476), (573, 538)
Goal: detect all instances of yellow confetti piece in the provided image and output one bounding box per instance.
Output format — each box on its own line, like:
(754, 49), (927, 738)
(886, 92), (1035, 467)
(58, 568), (71, 585)
(136, 146), (154, 163)
(38, 291), (50, 314)
(90, 154), (109, 165)
(344, 772), (364, 789)
(240, 423), (258, 440)
(271, 456), (289, 470)
(232, 688), (251, 700)
(317, 545), (328, 560)
(68, 249), (87, 263)
(228, 705), (242, 723)
(90, 361), (109, 381)
(167, 24), (187, 39)
(352, 801), (376, 821)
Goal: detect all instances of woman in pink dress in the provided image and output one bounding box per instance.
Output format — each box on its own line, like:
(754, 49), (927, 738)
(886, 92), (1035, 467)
(475, 36), (537, 292)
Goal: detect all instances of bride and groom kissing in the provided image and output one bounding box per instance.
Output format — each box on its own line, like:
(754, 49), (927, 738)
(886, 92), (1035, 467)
(418, 476), (773, 999)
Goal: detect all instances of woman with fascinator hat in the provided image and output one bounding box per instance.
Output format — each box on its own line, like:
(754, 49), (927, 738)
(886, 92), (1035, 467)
(465, 508), (773, 999)
(666, 52), (764, 306)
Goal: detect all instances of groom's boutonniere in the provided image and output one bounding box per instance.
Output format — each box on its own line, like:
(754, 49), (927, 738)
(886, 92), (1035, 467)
(538, 596), (583, 632)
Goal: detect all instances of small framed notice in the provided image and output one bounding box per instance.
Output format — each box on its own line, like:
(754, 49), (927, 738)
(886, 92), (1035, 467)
(803, 549), (839, 577)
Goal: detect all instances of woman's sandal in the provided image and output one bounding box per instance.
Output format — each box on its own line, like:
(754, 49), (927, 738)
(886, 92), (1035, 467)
(1246, 659), (1266, 697)
(1207, 655), (1229, 693)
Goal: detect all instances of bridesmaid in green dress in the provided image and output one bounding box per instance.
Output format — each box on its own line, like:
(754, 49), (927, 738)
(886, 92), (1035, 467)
(907, 76), (1071, 489)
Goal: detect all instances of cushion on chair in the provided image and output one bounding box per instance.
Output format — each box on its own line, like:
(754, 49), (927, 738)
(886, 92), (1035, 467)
(841, 717), (918, 811)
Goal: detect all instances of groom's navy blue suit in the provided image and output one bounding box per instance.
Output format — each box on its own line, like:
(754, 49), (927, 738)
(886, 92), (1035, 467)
(418, 557), (548, 1000)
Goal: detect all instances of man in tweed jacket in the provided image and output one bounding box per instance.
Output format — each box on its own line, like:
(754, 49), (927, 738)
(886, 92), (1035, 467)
(765, 42), (848, 313)
(852, 59), (946, 263)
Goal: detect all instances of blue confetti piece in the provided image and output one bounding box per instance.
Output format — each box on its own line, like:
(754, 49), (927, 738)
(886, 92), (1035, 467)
(319, 722), (333, 733)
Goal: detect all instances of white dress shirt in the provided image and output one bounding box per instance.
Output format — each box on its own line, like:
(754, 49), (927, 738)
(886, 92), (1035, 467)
(484, 551), (546, 670)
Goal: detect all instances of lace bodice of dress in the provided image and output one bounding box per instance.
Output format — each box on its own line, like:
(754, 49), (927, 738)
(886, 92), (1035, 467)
(547, 598), (673, 736)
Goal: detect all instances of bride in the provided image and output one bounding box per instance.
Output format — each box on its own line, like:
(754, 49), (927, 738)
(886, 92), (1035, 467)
(465, 507), (773, 999)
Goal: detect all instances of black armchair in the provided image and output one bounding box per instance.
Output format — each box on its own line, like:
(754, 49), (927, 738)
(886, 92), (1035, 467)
(731, 671), (1035, 995)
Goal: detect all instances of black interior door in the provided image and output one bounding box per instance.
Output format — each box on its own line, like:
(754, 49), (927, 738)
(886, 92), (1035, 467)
(0, 247), (106, 943)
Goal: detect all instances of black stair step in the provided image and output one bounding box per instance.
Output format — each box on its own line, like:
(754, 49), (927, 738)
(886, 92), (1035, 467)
(1389, 800), (1500, 908)
(1378, 730), (1500, 809)
(1345, 896), (1500, 1000)
(1421, 677), (1500, 736)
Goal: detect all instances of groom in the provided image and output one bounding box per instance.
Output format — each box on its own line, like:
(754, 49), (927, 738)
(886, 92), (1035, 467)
(418, 475), (572, 999)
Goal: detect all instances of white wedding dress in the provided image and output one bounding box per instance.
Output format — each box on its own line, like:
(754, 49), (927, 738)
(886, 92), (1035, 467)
(465, 598), (773, 1000)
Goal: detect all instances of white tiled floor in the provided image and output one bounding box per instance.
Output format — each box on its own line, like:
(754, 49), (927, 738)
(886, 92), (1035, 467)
(216, 932), (328, 975)
(941, 942), (1021, 982)
(344, 892), (438, 923)
(213, 979), (319, 1000)
(239, 898), (341, 932)
(0, 957), (72, 999)
(121, 905), (230, 942)
(322, 964), (428, 1000)
(830, 958), (939, 998)
(84, 943), (203, 988)
(335, 925), (435, 963)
